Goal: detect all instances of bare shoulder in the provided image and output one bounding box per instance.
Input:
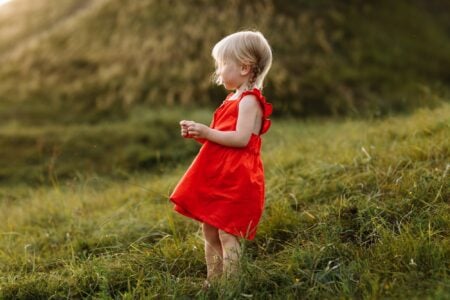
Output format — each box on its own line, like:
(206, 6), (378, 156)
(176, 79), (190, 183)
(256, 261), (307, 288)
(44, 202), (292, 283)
(239, 94), (262, 113)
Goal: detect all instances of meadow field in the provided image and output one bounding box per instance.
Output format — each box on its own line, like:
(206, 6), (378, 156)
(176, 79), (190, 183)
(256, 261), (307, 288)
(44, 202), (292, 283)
(1, 103), (449, 299)
(1, 0), (449, 298)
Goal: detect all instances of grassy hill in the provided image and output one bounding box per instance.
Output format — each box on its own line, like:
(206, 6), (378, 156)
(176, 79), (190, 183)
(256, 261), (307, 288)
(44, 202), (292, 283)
(0, 0), (449, 298)
(1, 0), (450, 185)
(0, 103), (448, 298)
(0, 0), (449, 122)
(0, 107), (211, 185)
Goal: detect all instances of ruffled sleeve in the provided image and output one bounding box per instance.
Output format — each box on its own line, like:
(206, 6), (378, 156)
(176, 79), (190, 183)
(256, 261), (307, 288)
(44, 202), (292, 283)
(241, 88), (272, 134)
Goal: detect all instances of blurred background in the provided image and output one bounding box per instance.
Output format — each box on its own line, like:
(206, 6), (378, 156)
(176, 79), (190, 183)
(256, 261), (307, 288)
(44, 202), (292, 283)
(1, 0), (449, 185)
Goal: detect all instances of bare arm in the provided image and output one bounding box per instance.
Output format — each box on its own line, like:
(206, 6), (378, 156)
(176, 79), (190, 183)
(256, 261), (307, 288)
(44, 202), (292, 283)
(181, 95), (262, 148)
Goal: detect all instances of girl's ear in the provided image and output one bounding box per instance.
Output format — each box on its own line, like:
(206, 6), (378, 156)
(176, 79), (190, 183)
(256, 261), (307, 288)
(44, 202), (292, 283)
(240, 64), (251, 76)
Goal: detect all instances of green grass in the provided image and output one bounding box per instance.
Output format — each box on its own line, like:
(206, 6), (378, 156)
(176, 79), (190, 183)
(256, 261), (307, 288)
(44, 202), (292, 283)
(0, 103), (448, 299)
(0, 0), (449, 118)
(0, 107), (211, 185)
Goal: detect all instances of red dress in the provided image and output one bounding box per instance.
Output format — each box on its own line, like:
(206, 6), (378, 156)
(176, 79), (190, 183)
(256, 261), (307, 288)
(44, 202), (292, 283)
(169, 88), (272, 240)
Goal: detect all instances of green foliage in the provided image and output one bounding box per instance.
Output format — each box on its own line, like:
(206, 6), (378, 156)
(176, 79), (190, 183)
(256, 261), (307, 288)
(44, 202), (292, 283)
(0, 0), (449, 121)
(0, 108), (210, 185)
(0, 103), (448, 298)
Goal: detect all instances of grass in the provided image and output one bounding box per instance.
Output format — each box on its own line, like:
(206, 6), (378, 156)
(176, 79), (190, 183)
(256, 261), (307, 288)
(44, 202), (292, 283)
(0, 0), (86, 56)
(0, 0), (449, 118)
(0, 107), (212, 185)
(0, 103), (448, 299)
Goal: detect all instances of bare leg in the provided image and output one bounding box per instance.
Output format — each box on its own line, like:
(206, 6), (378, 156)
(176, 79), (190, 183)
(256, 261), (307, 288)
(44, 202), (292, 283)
(219, 230), (241, 278)
(202, 223), (223, 281)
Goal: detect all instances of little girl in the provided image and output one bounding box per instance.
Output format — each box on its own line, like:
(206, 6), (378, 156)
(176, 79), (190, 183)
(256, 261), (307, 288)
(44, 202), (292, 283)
(169, 31), (272, 284)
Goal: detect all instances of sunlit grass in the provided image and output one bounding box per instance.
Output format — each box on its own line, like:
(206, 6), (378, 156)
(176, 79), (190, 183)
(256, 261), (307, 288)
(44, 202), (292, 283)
(0, 0), (448, 117)
(0, 0), (12, 7)
(0, 103), (448, 298)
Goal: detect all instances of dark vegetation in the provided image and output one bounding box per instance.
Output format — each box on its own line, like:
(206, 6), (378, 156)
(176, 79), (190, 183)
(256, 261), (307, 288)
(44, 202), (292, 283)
(0, 0), (449, 124)
(0, 0), (449, 184)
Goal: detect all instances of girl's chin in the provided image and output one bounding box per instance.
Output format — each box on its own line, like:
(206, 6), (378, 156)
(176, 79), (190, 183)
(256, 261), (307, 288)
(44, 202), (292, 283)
(223, 82), (239, 90)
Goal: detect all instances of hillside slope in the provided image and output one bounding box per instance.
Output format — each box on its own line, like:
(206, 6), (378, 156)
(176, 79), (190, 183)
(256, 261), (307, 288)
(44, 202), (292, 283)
(0, 0), (101, 58)
(0, 103), (448, 298)
(0, 0), (449, 121)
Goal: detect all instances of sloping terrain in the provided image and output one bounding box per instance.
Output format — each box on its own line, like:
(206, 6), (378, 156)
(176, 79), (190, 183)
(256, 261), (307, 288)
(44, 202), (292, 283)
(0, 0), (449, 120)
(0, 103), (448, 298)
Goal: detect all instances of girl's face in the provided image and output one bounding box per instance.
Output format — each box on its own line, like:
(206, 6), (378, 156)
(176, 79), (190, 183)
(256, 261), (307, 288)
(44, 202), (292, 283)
(215, 59), (250, 91)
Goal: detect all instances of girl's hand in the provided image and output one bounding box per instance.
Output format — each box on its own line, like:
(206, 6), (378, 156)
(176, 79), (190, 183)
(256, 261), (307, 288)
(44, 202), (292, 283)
(180, 120), (210, 139)
(180, 120), (193, 138)
(180, 120), (195, 138)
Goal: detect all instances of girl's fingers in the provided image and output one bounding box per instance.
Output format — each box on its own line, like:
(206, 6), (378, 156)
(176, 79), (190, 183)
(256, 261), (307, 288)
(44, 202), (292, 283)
(187, 128), (195, 136)
(181, 120), (195, 126)
(180, 120), (199, 138)
(181, 122), (202, 138)
(188, 125), (203, 137)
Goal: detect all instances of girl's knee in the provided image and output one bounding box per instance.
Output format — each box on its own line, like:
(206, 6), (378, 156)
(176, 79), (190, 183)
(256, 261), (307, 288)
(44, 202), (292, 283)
(218, 229), (238, 244)
(203, 223), (219, 239)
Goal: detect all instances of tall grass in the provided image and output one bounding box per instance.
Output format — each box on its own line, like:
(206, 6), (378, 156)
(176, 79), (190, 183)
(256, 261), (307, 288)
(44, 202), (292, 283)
(0, 0), (84, 56)
(0, 0), (449, 120)
(0, 107), (211, 185)
(0, 103), (448, 298)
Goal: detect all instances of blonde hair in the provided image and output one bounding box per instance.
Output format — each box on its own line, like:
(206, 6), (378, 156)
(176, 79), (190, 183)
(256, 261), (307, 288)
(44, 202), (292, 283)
(212, 31), (272, 89)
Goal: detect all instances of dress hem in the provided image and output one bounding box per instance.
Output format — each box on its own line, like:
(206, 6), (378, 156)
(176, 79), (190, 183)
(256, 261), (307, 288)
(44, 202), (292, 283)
(170, 197), (256, 240)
